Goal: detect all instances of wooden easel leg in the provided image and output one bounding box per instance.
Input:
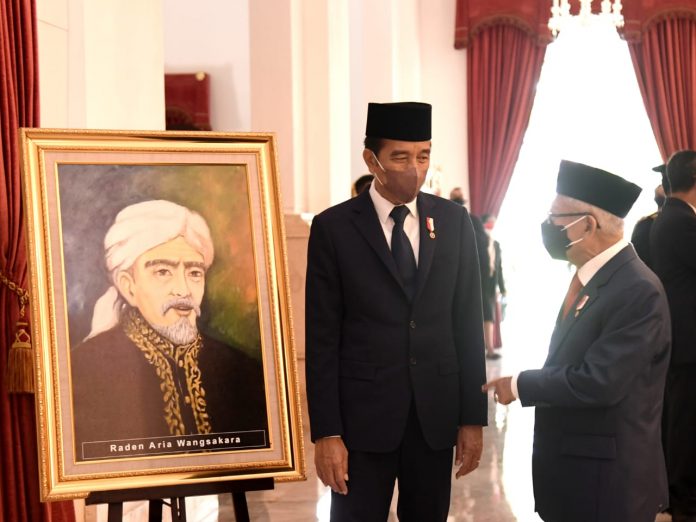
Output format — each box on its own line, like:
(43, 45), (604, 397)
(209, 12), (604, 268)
(171, 497), (187, 522)
(232, 491), (250, 522)
(85, 478), (273, 522)
(107, 502), (123, 522)
(148, 499), (163, 522)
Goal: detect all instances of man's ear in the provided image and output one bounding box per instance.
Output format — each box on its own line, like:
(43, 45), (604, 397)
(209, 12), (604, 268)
(116, 270), (137, 306)
(586, 215), (599, 234)
(362, 149), (377, 173)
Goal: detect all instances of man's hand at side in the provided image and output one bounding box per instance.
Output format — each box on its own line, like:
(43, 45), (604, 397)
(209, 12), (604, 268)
(315, 436), (349, 495)
(455, 425), (483, 478)
(482, 376), (516, 405)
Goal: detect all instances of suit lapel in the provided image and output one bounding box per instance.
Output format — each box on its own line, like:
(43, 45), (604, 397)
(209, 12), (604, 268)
(350, 190), (409, 297)
(414, 193), (438, 303)
(546, 246), (635, 363)
(546, 289), (599, 362)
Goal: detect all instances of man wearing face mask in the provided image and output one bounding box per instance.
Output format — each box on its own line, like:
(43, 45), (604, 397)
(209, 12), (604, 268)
(305, 102), (487, 521)
(483, 160), (671, 522)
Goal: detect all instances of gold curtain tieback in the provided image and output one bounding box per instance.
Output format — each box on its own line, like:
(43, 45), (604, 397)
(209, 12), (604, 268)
(1, 269), (34, 394)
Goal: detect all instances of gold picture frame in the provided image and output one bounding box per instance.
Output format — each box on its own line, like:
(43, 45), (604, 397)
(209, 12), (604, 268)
(19, 129), (304, 501)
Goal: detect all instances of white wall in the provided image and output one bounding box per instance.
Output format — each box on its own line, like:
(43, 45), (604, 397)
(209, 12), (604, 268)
(38, 0), (469, 211)
(38, 0), (164, 130)
(163, 0), (250, 131)
(419, 0), (469, 201)
(36, 0), (69, 127)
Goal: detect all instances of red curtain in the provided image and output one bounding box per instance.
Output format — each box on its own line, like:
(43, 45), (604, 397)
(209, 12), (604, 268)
(454, 0), (550, 50)
(627, 12), (696, 159)
(466, 24), (547, 216)
(0, 1), (74, 521)
(455, 0), (696, 213)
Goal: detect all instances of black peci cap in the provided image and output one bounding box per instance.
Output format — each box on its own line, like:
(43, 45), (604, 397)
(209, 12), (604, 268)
(556, 160), (642, 218)
(652, 163), (668, 192)
(652, 164), (666, 174)
(365, 102), (432, 141)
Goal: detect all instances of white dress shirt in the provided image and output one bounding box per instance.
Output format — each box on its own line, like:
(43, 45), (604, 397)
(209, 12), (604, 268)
(510, 239), (629, 399)
(369, 181), (420, 265)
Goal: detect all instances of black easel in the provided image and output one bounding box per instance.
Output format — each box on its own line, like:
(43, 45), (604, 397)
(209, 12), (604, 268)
(85, 478), (274, 522)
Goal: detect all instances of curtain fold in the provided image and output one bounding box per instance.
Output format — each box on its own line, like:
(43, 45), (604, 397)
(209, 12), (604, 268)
(0, 1), (74, 520)
(628, 14), (696, 159)
(467, 24), (546, 216)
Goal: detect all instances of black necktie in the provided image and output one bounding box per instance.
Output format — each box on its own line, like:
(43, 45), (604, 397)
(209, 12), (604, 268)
(390, 205), (417, 300)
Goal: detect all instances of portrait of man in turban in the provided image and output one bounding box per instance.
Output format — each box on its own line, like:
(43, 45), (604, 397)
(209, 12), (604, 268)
(70, 199), (269, 461)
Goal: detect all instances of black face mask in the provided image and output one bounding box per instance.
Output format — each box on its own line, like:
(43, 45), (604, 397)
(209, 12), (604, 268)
(451, 197), (465, 206)
(541, 216), (587, 261)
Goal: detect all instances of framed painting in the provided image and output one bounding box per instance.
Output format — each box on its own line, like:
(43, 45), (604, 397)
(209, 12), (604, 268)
(19, 129), (304, 501)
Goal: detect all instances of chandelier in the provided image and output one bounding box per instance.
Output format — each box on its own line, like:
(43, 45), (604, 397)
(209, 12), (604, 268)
(548, 0), (624, 36)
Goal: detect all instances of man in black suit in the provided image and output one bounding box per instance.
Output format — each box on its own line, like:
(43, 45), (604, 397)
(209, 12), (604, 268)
(631, 163), (667, 269)
(305, 102), (487, 521)
(651, 150), (696, 522)
(485, 160), (671, 522)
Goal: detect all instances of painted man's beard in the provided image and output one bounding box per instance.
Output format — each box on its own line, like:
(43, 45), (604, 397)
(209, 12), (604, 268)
(152, 297), (202, 345)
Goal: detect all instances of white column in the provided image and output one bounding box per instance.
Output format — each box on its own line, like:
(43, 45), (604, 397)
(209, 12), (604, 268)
(348, 0), (395, 182)
(81, 0), (165, 129)
(297, 0), (352, 213)
(249, 0), (298, 212)
(37, 0), (165, 130)
(36, 0), (69, 127)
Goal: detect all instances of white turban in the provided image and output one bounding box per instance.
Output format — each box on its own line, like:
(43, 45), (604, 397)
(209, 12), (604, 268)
(86, 200), (214, 340)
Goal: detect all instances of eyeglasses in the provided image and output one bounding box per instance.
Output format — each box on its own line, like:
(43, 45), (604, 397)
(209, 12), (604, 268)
(546, 212), (601, 229)
(547, 212), (592, 218)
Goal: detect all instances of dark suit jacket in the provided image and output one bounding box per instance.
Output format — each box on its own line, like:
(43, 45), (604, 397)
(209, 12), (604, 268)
(650, 197), (696, 366)
(480, 239), (505, 320)
(631, 212), (657, 269)
(305, 190), (487, 453)
(71, 327), (268, 456)
(518, 246), (670, 522)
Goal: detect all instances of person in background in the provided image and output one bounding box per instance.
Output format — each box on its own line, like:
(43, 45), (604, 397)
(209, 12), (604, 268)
(449, 189), (491, 341)
(480, 214), (506, 359)
(650, 150), (696, 522)
(631, 164), (667, 269)
(484, 160), (671, 522)
(306, 102), (487, 521)
(449, 187), (466, 207)
(352, 174), (374, 197)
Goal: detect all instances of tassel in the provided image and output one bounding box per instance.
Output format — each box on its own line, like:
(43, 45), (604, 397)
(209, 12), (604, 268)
(6, 321), (34, 394)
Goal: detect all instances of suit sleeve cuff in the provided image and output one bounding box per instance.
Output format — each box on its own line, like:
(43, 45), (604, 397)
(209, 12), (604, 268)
(511, 373), (520, 399)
